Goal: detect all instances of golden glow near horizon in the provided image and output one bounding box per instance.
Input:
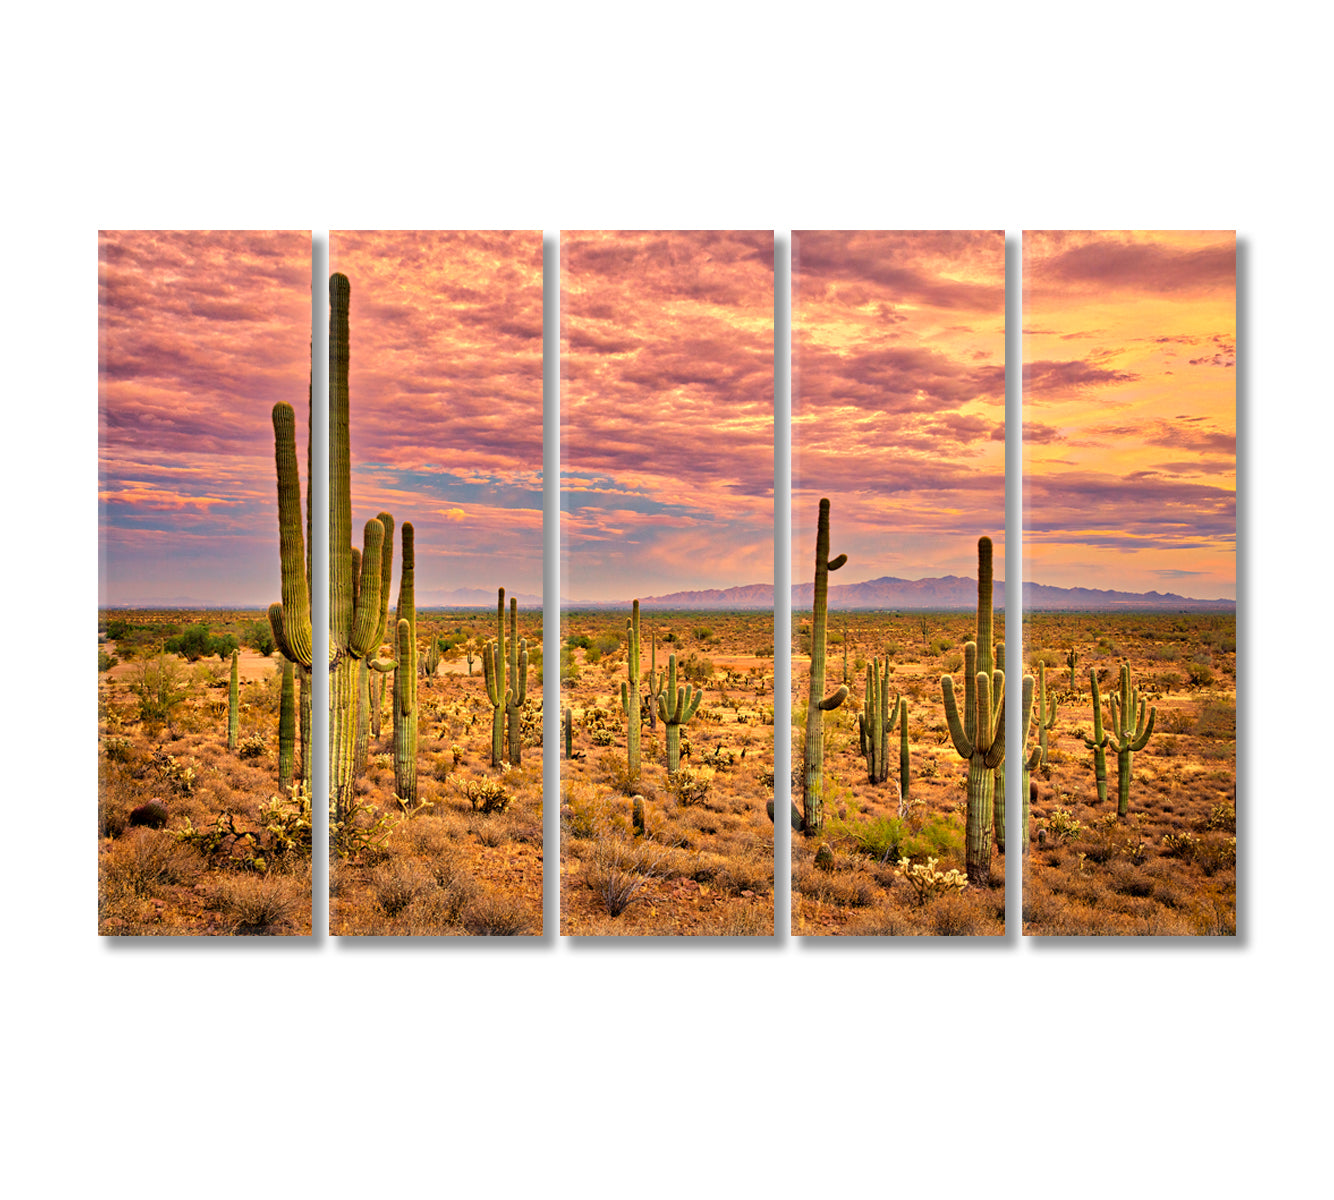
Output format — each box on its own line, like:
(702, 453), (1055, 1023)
(1023, 231), (1236, 598)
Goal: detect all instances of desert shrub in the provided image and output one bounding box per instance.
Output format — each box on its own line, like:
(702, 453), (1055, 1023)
(103, 828), (201, 897)
(209, 873), (304, 934)
(593, 631), (621, 656)
(1161, 831), (1199, 860)
(98, 647), (118, 672)
(1195, 699), (1235, 740)
(244, 619), (276, 657)
(1203, 803), (1236, 832)
(930, 893), (982, 935)
(1162, 707), (1195, 734)
(943, 653), (963, 673)
(588, 842), (663, 917)
(462, 894), (533, 936)
(129, 799), (169, 830)
(1043, 808), (1083, 844)
(237, 733), (267, 760)
(1196, 835), (1237, 874)
(566, 633), (592, 650)
(679, 652), (715, 682)
(151, 747), (196, 795)
(371, 860), (432, 917)
(103, 735), (133, 763)
(692, 626), (714, 642)
(457, 776), (513, 814)
(164, 624), (238, 662)
(666, 769), (711, 807)
(330, 798), (399, 861)
(902, 813), (964, 861)
(830, 814), (907, 863)
(1186, 660), (1214, 687)
(133, 654), (193, 728)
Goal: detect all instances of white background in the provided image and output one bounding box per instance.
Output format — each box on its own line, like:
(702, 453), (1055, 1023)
(5, 3), (1325, 1196)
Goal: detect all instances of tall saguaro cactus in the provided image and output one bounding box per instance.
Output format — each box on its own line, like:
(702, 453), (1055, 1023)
(268, 393), (313, 789)
(329, 273), (394, 822)
(646, 625), (664, 731)
(356, 511), (395, 771)
(482, 588), (507, 768)
(1035, 660), (1058, 766)
(802, 498), (850, 835)
(505, 600), (528, 767)
(392, 523), (418, 804)
(227, 649), (239, 751)
(622, 600), (643, 772)
(994, 643), (1007, 853)
(1019, 673), (1041, 853)
(1066, 647), (1079, 692)
(278, 655), (295, 789)
(1107, 660), (1156, 817)
(1083, 669), (1111, 807)
(657, 652), (703, 774)
(857, 657), (899, 785)
(897, 698), (911, 809)
(941, 536), (1007, 886)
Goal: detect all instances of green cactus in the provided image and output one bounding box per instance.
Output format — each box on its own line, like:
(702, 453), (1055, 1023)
(563, 707), (573, 759)
(656, 652), (703, 774)
(941, 536), (1007, 886)
(621, 600), (643, 773)
(856, 657), (899, 785)
(424, 634), (441, 678)
(1066, 647), (1078, 692)
(1036, 659), (1058, 766)
(392, 523), (418, 804)
(897, 697), (911, 808)
(646, 624), (664, 730)
(801, 498), (850, 835)
(329, 273), (396, 822)
(1019, 673), (1041, 852)
(268, 392), (313, 789)
(632, 795), (646, 837)
(481, 589), (507, 767)
(357, 511), (395, 772)
(227, 648), (239, 751)
(505, 598), (528, 767)
(1106, 660), (1156, 817)
(1082, 669), (1111, 807)
(994, 642), (1006, 854)
(278, 655), (295, 788)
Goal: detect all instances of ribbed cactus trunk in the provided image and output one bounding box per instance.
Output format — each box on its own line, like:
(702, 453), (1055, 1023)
(227, 649), (239, 751)
(657, 652), (702, 774)
(802, 498), (850, 835)
(328, 273), (392, 822)
(563, 707), (572, 758)
(622, 600), (642, 773)
(355, 664), (371, 769)
(393, 523), (418, 804)
(647, 627), (662, 730)
(941, 537), (1007, 886)
(898, 698), (910, 809)
(1107, 660), (1156, 818)
(1083, 669), (1110, 807)
(994, 643), (1006, 854)
(278, 655), (295, 788)
(857, 657), (898, 785)
(1067, 648), (1078, 692)
(1019, 673), (1040, 854)
(370, 669), (382, 738)
(482, 588), (507, 768)
(1036, 660), (1057, 766)
(505, 598), (526, 766)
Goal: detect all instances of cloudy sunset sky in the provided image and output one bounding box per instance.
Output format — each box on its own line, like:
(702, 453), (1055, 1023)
(331, 230), (543, 603)
(1023, 230), (1236, 598)
(561, 231), (774, 602)
(99, 230), (311, 607)
(792, 230), (1006, 582)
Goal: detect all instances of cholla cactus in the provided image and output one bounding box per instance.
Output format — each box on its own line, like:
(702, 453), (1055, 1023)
(895, 856), (968, 906)
(941, 537), (1007, 886)
(802, 498), (850, 834)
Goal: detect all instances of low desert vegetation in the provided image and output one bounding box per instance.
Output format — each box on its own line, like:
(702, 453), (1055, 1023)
(559, 606), (775, 935)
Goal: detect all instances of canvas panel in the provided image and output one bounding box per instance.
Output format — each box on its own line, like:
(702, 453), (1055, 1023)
(1021, 230), (1236, 936)
(98, 230), (314, 936)
(791, 230), (1007, 936)
(327, 231), (544, 936)
(559, 230), (775, 937)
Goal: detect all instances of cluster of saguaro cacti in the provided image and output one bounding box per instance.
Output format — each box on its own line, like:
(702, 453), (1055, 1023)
(356, 510), (395, 773)
(1100, 660), (1156, 817)
(329, 273), (398, 821)
(268, 363), (313, 791)
(621, 600), (644, 772)
(941, 536), (1007, 885)
(227, 648), (239, 751)
(483, 592), (528, 767)
(278, 655), (295, 789)
(857, 656), (900, 786)
(801, 498), (850, 834)
(656, 652), (702, 774)
(392, 523), (418, 803)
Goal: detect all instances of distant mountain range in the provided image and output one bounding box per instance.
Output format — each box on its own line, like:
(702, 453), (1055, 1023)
(565, 576), (1234, 612)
